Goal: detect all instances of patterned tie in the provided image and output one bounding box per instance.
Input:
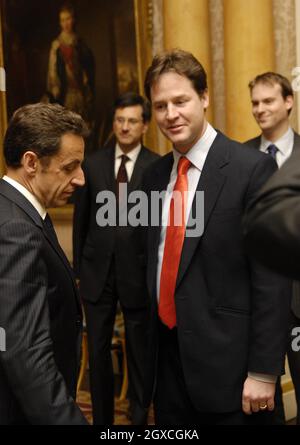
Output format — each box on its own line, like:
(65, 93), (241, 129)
(159, 156), (191, 329)
(116, 154), (129, 183)
(116, 154), (129, 201)
(267, 144), (278, 160)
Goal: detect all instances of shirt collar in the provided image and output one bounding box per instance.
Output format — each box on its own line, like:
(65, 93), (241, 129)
(115, 143), (142, 163)
(261, 127), (294, 156)
(2, 175), (47, 219)
(172, 122), (217, 171)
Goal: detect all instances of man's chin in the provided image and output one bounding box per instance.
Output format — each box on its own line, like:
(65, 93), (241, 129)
(53, 198), (69, 208)
(119, 136), (133, 144)
(258, 120), (271, 129)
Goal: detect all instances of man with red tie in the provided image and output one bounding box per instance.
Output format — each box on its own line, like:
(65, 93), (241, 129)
(142, 49), (291, 425)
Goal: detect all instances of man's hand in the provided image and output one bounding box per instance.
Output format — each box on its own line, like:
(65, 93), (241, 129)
(242, 376), (275, 415)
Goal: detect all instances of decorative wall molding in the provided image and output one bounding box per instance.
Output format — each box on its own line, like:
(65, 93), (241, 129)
(274, 0), (298, 130)
(209, 0), (225, 132)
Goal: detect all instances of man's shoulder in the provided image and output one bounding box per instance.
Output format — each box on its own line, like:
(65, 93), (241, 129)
(293, 130), (300, 149)
(243, 135), (261, 149)
(215, 132), (267, 163)
(0, 191), (14, 226)
(140, 145), (160, 162)
(0, 193), (36, 231)
(0, 180), (44, 229)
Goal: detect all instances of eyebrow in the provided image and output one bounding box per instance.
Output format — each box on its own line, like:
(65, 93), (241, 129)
(153, 94), (189, 104)
(251, 97), (275, 103)
(61, 159), (81, 167)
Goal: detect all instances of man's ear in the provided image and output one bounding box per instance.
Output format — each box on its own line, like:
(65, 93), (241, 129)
(22, 151), (39, 176)
(201, 89), (210, 111)
(285, 95), (294, 113)
(142, 122), (149, 135)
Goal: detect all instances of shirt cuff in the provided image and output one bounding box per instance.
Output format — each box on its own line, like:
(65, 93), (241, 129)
(248, 372), (277, 384)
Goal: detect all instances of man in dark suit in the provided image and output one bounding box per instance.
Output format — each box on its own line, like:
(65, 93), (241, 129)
(244, 147), (300, 276)
(73, 92), (159, 425)
(141, 49), (291, 425)
(244, 72), (300, 424)
(0, 103), (88, 425)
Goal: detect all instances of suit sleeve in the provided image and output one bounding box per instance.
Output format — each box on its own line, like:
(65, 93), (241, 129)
(244, 148), (300, 279)
(244, 155), (292, 375)
(73, 160), (90, 278)
(0, 219), (88, 425)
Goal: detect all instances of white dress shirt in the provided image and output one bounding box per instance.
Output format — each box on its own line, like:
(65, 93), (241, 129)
(2, 175), (46, 219)
(114, 143), (142, 181)
(260, 127), (294, 168)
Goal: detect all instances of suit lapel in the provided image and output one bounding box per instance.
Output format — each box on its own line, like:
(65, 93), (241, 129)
(176, 133), (230, 287)
(128, 146), (148, 194)
(0, 179), (43, 228)
(147, 153), (173, 297)
(0, 179), (81, 310)
(293, 131), (300, 151)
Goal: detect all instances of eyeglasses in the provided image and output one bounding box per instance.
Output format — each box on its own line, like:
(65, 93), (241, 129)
(114, 117), (143, 127)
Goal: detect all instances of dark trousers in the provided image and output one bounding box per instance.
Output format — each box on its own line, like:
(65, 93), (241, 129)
(154, 322), (275, 425)
(275, 312), (300, 425)
(84, 261), (149, 425)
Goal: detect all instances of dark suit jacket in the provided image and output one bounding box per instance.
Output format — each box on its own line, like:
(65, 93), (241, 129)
(244, 137), (300, 314)
(142, 132), (291, 413)
(245, 131), (300, 154)
(244, 131), (300, 318)
(73, 145), (159, 307)
(0, 180), (87, 425)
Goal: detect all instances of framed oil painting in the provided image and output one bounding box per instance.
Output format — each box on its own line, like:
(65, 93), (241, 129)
(0, 0), (151, 218)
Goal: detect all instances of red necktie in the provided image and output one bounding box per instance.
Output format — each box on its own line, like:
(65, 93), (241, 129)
(159, 156), (191, 329)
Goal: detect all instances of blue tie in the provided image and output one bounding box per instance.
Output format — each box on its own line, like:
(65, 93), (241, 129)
(267, 144), (278, 160)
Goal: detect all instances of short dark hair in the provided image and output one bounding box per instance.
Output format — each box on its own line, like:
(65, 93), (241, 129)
(113, 92), (151, 123)
(144, 49), (207, 101)
(249, 71), (293, 100)
(4, 103), (89, 168)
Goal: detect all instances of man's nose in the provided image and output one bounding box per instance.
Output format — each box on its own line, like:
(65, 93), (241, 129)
(256, 102), (265, 114)
(121, 120), (130, 131)
(166, 104), (179, 120)
(73, 167), (85, 187)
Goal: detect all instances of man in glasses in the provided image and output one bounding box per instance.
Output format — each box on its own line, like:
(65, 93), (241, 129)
(73, 92), (159, 425)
